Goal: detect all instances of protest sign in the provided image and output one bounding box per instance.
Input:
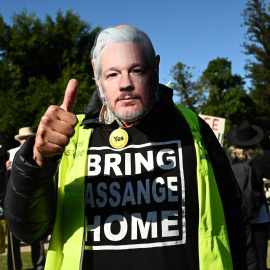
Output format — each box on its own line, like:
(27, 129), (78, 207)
(199, 114), (226, 146)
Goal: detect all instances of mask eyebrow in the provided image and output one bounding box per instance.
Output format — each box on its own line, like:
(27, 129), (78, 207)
(104, 63), (146, 73)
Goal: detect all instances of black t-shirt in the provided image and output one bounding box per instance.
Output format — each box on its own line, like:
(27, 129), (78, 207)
(83, 105), (199, 270)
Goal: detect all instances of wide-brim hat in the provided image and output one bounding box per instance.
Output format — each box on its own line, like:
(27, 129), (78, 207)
(15, 127), (35, 141)
(227, 120), (264, 147)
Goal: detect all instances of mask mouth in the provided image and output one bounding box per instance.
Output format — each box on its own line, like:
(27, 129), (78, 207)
(116, 92), (141, 102)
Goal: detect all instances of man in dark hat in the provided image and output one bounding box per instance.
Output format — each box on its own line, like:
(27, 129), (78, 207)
(227, 120), (270, 270)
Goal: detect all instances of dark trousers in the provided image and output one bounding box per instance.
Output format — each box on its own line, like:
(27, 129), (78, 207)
(251, 222), (270, 270)
(31, 241), (46, 270)
(7, 229), (45, 270)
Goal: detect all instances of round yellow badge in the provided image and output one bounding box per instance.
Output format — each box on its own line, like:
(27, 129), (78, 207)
(109, 128), (129, 149)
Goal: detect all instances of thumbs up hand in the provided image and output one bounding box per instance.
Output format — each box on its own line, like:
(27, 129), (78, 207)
(33, 79), (79, 167)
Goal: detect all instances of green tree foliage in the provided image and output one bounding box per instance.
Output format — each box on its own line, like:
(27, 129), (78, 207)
(242, 0), (270, 148)
(170, 62), (204, 112)
(199, 58), (256, 149)
(200, 58), (244, 104)
(0, 10), (101, 148)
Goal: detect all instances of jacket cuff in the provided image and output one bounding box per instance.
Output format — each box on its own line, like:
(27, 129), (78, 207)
(11, 137), (60, 196)
(14, 136), (60, 179)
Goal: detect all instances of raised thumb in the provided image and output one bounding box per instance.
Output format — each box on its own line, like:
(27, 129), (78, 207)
(60, 79), (78, 112)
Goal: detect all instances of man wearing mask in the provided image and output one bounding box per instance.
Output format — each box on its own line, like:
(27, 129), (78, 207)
(5, 25), (258, 270)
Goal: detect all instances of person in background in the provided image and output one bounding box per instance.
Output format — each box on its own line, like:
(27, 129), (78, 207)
(227, 120), (270, 270)
(4, 25), (259, 270)
(6, 127), (46, 270)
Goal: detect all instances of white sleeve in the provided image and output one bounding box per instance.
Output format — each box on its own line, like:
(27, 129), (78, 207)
(8, 146), (20, 162)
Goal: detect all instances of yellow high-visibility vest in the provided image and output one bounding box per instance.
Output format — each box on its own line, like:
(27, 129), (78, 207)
(45, 107), (233, 270)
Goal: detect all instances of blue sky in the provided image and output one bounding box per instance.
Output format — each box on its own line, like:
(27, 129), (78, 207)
(1, 0), (269, 98)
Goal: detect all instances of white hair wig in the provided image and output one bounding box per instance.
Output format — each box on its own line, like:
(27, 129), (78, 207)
(91, 26), (157, 79)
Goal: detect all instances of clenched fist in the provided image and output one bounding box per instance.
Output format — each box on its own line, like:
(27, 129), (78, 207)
(33, 79), (79, 167)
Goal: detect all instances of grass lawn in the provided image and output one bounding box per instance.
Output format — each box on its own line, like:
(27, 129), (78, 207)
(0, 242), (48, 270)
(0, 242), (270, 269)
(0, 251), (35, 270)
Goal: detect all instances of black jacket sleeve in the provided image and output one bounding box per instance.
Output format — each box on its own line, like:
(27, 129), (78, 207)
(200, 118), (259, 270)
(4, 137), (59, 243)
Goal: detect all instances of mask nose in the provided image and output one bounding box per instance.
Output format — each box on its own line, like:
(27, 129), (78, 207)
(119, 72), (134, 91)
